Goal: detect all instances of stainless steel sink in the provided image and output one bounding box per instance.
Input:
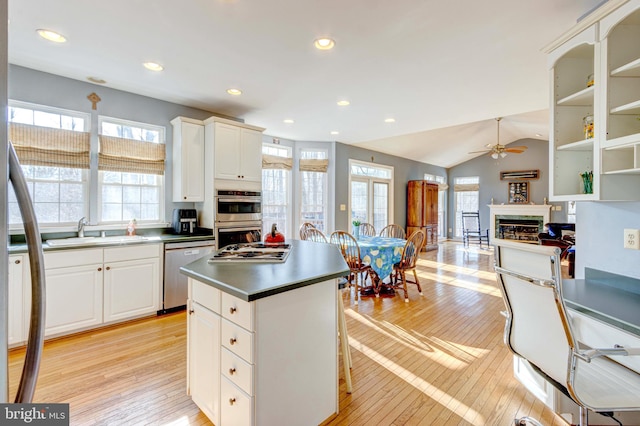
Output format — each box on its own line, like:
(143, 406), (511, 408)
(46, 235), (159, 247)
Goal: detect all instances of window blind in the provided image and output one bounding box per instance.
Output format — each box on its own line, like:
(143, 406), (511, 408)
(9, 122), (91, 168)
(454, 183), (479, 192)
(299, 158), (329, 172)
(262, 154), (293, 170)
(98, 135), (166, 175)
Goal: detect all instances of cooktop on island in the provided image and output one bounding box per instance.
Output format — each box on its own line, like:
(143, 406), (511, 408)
(208, 242), (292, 263)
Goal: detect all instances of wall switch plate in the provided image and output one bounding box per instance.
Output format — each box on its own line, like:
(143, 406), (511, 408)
(623, 228), (640, 249)
(339, 204), (346, 211)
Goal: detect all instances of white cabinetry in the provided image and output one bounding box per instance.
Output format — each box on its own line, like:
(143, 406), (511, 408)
(171, 117), (205, 202)
(42, 244), (161, 338)
(103, 244), (161, 322)
(8, 255), (26, 346)
(187, 278), (337, 426)
(198, 117), (265, 229)
(547, 0), (640, 201)
(43, 249), (104, 337)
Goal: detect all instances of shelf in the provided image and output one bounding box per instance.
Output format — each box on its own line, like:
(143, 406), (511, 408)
(557, 86), (595, 106)
(602, 133), (640, 149)
(557, 138), (594, 151)
(610, 99), (640, 115)
(604, 168), (640, 175)
(611, 57), (640, 77)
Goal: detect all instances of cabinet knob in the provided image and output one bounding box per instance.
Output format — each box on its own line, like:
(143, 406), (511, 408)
(229, 368), (236, 375)
(98, 267), (102, 272)
(14, 259), (20, 264)
(229, 398), (236, 405)
(229, 306), (237, 314)
(183, 196), (187, 200)
(229, 337), (237, 345)
(188, 309), (194, 315)
(106, 266), (111, 271)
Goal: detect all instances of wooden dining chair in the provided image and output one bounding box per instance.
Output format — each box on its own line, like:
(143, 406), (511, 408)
(299, 222), (316, 240)
(303, 227), (328, 243)
(391, 229), (425, 302)
(359, 222), (376, 237)
(330, 231), (371, 305)
(380, 224), (406, 239)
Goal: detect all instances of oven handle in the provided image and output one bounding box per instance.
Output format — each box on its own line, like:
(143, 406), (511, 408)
(217, 226), (262, 233)
(217, 197), (261, 203)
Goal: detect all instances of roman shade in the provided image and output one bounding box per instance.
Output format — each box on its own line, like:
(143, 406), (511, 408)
(262, 154), (293, 170)
(9, 122), (91, 169)
(299, 158), (329, 173)
(454, 183), (479, 192)
(98, 135), (166, 175)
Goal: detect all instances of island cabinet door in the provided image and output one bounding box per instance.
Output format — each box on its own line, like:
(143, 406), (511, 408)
(189, 300), (221, 425)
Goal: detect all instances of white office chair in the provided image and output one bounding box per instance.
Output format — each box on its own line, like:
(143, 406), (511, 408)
(493, 239), (640, 426)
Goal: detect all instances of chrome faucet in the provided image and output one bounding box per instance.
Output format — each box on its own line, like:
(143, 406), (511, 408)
(77, 217), (89, 238)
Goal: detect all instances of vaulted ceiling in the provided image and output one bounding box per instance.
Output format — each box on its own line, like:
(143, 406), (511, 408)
(8, 0), (604, 167)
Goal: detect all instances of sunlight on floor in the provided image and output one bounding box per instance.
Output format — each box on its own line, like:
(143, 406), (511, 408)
(345, 309), (470, 370)
(349, 335), (485, 424)
(160, 415), (190, 426)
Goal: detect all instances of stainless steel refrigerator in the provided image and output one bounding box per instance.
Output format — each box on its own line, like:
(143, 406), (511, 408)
(2, 0), (47, 403)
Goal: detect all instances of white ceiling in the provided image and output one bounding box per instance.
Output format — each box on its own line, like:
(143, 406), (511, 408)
(8, 0), (604, 168)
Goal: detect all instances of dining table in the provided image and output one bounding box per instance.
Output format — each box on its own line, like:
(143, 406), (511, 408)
(356, 235), (407, 296)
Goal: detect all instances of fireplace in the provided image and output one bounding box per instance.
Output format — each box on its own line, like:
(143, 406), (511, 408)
(489, 204), (551, 244)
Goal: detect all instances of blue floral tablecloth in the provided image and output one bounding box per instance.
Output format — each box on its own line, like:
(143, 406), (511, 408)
(357, 236), (406, 280)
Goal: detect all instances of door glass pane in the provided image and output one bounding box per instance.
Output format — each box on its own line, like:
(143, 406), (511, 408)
(351, 180), (368, 227)
(373, 182), (388, 232)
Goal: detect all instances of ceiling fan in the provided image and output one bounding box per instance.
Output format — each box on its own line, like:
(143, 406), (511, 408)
(468, 117), (528, 159)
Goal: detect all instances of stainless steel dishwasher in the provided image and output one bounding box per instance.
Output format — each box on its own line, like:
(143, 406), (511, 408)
(161, 239), (216, 314)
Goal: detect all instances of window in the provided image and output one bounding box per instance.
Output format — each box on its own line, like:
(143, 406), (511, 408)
(350, 160), (393, 232)
(425, 174), (447, 238)
(98, 117), (165, 223)
(262, 144), (292, 238)
(454, 176), (479, 238)
(8, 101), (90, 226)
(299, 149), (328, 233)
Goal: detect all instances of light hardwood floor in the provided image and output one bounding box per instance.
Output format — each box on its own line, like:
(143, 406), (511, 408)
(8, 242), (568, 425)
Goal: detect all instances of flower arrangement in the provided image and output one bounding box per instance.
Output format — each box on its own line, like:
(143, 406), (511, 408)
(580, 170), (593, 194)
(352, 219), (361, 227)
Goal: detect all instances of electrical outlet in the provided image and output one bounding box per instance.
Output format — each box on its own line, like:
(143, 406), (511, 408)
(623, 229), (640, 249)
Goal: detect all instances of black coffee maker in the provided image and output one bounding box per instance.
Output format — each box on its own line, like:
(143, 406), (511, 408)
(172, 209), (197, 234)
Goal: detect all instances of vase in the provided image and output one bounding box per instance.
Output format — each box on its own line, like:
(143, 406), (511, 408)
(353, 225), (360, 239)
(581, 172), (593, 194)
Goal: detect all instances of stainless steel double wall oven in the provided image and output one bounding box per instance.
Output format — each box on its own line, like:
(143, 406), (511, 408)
(215, 189), (262, 249)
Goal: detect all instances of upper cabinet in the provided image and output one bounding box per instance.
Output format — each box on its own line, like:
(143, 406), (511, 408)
(547, 0), (640, 201)
(171, 117), (205, 202)
(211, 120), (264, 182)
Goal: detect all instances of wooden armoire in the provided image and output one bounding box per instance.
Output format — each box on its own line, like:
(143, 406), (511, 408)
(407, 180), (439, 251)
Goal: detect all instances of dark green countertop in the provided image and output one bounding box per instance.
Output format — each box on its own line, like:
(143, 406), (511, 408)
(180, 239), (350, 301)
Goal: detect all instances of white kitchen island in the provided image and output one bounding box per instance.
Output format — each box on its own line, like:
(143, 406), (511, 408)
(180, 240), (350, 426)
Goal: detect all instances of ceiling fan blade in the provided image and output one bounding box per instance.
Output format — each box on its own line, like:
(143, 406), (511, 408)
(506, 146), (528, 150)
(504, 148), (526, 153)
(468, 150), (491, 154)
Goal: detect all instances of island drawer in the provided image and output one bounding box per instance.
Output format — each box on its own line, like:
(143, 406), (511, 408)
(222, 292), (254, 331)
(221, 347), (254, 395)
(221, 318), (254, 363)
(221, 376), (253, 426)
(190, 278), (221, 314)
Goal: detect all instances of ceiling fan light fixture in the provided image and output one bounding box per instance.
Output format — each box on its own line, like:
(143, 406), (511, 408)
(491, 153), (499, 160)
(500, 152), (507, 158)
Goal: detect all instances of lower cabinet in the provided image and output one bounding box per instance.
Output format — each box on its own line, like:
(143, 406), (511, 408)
(187, 277), (337, 426)
(42, 244), (161, 338)
(8, 254), (26, 346)
(407, 224), (438, 251)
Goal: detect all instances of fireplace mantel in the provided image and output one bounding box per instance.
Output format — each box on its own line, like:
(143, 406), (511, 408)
(489, 204), (551, 243)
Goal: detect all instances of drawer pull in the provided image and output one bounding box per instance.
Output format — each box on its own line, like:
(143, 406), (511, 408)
(229, 306), (237, 314)
(229, 397), (236, 405)
(14, 259), (20, 264)
(188, 309), (194, 315)
(229, 337), (237, 345)
(97, 267), (102, 272)
(229, 367), (236, 375)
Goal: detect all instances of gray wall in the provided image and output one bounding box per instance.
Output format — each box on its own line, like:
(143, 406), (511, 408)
(576, 202), (640, 279)
(8, 65), (226, 223)
(334, 143), (446, 232)
(447, 138), (565, 238)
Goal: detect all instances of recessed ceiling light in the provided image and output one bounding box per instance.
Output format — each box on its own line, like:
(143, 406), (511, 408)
(36, 29), (66, 43)
(337, 100), (350, 106)
(283, 119), (294, 124)
(87, 76), (106, 84)
(330, 131), (339, 135)
(314, 38), (335, 50)
(143, 62), (164, 71)
(226, 88), (242, 96)
(535, 133), (543, 138)
(384, 118), (396, 123)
